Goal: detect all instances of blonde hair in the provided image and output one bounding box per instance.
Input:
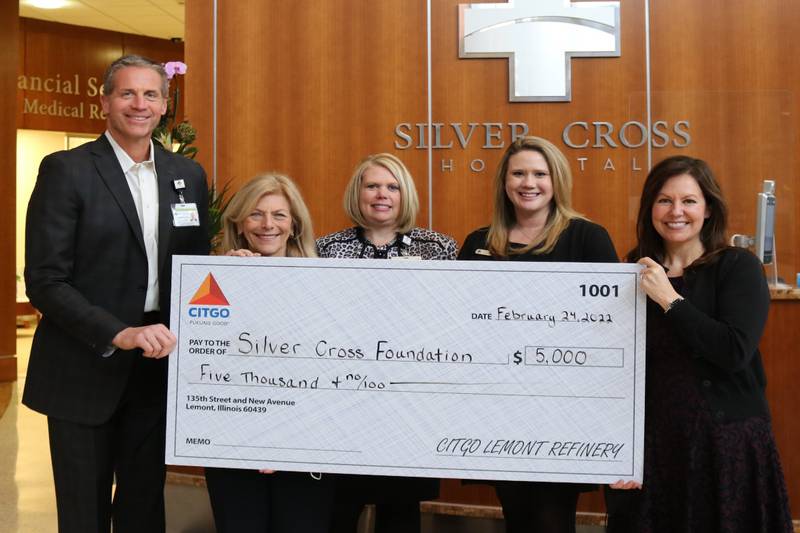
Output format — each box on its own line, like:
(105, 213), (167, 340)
(487, 136), (584, 257)
(221, 173), (317, 257)
(343, 153), (419, 233)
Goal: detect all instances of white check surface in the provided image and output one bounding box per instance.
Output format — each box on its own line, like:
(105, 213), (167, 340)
(166, 256), (645, 483)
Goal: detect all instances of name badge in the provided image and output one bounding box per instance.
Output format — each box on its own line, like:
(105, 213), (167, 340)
(171, 203), (200, 227)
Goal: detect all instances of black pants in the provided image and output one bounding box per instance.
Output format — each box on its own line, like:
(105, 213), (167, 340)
(206, 468), (334, 533)
(495, 481), (581, 533)
(329, 474), (437, 533)
(330, 501), (421, 533)
(47, 356), (167, 533)
(603, 486), (637, 533)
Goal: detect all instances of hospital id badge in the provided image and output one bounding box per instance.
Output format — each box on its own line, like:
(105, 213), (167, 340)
(171, 203), (200, 227)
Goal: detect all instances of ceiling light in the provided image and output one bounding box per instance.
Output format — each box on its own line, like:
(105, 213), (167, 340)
(26, 0), (70, 9)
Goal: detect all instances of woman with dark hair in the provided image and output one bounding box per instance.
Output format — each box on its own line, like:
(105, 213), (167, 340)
(606, 155), (793, 532)
(458, 136), (618, 533)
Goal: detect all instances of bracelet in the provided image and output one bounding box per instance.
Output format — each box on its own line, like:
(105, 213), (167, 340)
(664, 297), (684, 314)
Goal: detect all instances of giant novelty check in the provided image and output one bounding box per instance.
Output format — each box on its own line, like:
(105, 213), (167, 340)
(166, 256), (646, 484)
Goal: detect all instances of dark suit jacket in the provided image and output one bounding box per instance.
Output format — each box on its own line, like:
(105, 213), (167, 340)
(22, 134), (210, 425)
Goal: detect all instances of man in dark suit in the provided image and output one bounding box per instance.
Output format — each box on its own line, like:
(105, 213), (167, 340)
(23, 55), (209, 533)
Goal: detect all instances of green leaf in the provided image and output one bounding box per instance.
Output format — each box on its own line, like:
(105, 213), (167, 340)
(181, 146), (198, 159)
(207, 180), (233, 251)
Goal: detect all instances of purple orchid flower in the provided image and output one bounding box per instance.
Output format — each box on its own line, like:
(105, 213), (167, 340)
(164, 61), (188, 79)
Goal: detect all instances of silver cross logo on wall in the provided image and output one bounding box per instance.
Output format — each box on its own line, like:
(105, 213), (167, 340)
(459, 0), (621, 102)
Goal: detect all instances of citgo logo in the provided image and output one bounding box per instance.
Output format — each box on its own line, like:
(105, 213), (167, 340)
(187, 273), (231, 319)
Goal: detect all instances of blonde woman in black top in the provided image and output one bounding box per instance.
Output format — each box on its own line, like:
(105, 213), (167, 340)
(459, 136), (617, 533)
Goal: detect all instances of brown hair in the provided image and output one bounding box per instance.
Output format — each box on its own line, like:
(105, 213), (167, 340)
(627, 155), (728, 266)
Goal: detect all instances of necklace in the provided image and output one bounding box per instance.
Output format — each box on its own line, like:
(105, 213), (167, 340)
(511, 224), (542, 244)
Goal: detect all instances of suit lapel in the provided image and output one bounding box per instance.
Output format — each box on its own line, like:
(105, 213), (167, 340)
(155, 146), (175, 275)
(91, 135), (146, 255)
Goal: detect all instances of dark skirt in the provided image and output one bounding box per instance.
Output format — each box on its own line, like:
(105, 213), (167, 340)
(609, 293), (793, 533)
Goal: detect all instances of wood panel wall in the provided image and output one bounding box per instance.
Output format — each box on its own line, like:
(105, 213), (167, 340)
(188, 0), (429, 234)
(184, 0), (214, 181)
(0, 0), (19, 380)
(17, 18), (184, 135)
(186, 0), (799, 516)
(648, 0), (799, 286)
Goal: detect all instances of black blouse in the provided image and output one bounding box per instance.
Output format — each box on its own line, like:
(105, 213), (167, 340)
(458, 218), (618, 263)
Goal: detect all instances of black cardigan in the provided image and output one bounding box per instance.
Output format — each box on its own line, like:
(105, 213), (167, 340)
(664, 247), (771, 422)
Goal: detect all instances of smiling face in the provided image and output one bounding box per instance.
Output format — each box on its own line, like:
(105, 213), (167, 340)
(358, 164), (402, 230)
(651, 173), (710, 250)
(100, 66), (167, 153)
(504, 149), (554, 220)
(238, 193), (293, 257)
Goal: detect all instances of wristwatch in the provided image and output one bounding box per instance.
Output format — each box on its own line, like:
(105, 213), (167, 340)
(664, 297), (684, 314)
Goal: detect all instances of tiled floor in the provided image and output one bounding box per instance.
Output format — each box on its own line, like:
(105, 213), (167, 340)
(0, 327), (56, 533)
(0, 327), (603, 532)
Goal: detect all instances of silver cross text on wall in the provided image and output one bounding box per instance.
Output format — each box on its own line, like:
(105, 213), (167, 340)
(459, 0), (621, 102)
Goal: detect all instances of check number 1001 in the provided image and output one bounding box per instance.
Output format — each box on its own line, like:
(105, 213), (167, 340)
(580, 284), (618, 297)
